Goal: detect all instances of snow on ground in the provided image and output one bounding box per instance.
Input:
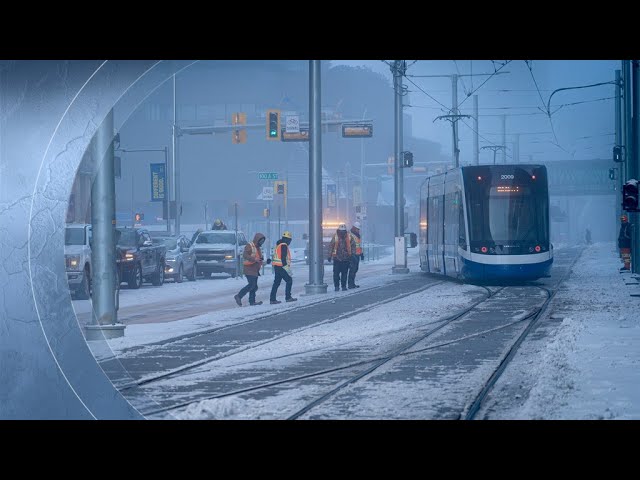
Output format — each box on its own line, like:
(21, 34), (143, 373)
(86, 249), (405, 360)
(167, 282), (486, 419)
(491, 242), (640, 419)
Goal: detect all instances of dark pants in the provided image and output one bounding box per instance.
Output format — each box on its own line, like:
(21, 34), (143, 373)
(348, 255), (360, 287)
(333, 260), (350, 289)
(238, 275), (259, 304)
(270, 266), (292, 301)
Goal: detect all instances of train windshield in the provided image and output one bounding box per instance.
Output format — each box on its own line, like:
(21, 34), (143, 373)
(465, 168), (549, 246)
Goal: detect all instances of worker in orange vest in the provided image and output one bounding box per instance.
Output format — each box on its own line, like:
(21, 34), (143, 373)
(328, 223), (356, 292)
(270, 231), (297, 304)
(234, 232), (269, 306)
(348, 222), (364, 289)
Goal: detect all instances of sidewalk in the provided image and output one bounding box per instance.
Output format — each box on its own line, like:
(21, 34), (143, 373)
(489, 242), (640, 419)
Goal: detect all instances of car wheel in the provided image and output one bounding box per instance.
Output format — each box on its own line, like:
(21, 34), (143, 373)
(76, 266), (91, 299)
(188, 262), (197, 281)
(176, 264), (184, 283)
(152, 261), (165, 286)
(128, 263), (143, 289)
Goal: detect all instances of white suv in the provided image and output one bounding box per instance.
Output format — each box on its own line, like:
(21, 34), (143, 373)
(65, 223), (92, 299)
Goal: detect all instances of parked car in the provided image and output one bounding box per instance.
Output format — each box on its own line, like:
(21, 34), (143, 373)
(116, 227), (167, 288)
(192, 229), (246, 278)
(65, 223), (92, 299)
(151, 234), (197, 283)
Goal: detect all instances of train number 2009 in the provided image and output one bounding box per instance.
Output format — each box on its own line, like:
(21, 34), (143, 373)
(501, 174), (514, 179)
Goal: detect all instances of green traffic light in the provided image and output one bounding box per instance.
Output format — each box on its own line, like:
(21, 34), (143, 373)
(270, 130), (277, 136)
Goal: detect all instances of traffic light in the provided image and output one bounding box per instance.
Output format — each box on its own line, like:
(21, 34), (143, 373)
(402, 151), (414, 168)
(134, 213), (144, 222)
(623, 179), (639, 212)
(609, 168), (616, 180)
(276, 182), (285, 194)
(266, 109), (281, 140)
(613, 145), (623, 163)
(232, 129), (247, 144)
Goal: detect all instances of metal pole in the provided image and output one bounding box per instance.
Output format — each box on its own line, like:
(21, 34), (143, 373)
(165, 146), (170, 234)
(172, 74), (178, 236)
(130, 166), (134, 228)
(305, 60), (327, 294)
(392, 60), (408, 274)
(452, 75), (460, 167)
(235, 202), (239, 278)
(501, 114), (507, 164)
(633, 60), (640, 274)
(616, 69), (622, 236)
(346, 161), (350, 227)
(87, 109), (124, 339)
(514, 133), (520, 163)
(285, 167), (289, 230)
(473, 95), (479, 165)
(278, 204), (281, 238)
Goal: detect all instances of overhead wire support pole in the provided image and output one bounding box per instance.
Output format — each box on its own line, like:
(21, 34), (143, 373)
(392, 59), (409, 274)
(481, 145), (506, 165)
(434, 114), (472, 168)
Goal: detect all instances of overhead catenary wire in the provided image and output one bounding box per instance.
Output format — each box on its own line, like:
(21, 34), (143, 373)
(458, 60), (512, 108)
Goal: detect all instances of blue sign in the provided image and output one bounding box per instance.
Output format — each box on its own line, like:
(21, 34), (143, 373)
(327, 183), (337, 207)
(150, 163), (166, 202)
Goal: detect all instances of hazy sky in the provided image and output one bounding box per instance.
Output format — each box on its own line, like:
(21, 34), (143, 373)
(332, 60), (620, 164)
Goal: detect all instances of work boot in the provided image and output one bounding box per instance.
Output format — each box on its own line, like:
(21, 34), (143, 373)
(250, 301), (263, 306)
(342, 286), (348, 291)
(335, 286), (340, 292)
(286, 297), (297, 302)
(234, 294), (242, 306)
(270, 300), (281, 304)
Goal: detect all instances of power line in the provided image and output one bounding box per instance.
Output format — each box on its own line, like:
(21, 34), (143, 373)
(403, 76), (451, 112)
(458, 60), (512, 107)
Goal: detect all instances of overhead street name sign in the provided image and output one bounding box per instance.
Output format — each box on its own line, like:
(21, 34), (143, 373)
(258, 172), (278, 180)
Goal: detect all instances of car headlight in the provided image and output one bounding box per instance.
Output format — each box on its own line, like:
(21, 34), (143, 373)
(124, 251), (135, 261)
(225, 255), (234, 259)
(65, 255), (81, 271)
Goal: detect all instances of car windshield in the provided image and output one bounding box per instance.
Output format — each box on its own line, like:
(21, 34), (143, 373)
(196, 232), (236, 244)
(155, 237), (178, 250)
(65, 228), (85, 245)
(117, 230), (137, 246)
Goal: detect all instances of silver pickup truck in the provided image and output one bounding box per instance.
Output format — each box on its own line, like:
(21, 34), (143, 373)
(65, 223), (92, 299)
(193, 230), (246, 278)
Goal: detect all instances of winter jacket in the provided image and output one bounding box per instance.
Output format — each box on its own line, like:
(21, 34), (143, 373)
(618, 223), (631, 249)
(243, 233), (265, 276)
(329, 230), (356, 262)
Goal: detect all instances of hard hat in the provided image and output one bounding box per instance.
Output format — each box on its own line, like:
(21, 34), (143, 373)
(621, 215), (628, 221)
(353, 222), (361, 229)
(214, 219), (221, 225)
(338, 223), (347, 231)
(282, 231), (292, 239)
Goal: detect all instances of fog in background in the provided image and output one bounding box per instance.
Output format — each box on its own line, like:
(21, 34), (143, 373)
(103, 60), (620, 248)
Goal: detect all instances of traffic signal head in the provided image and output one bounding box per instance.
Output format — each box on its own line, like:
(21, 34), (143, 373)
(266, 110), (281, 140)
(134, 213), (143, 222)
(623, 179), (639, 212)
(402, 151), (414, 168)
(277, 182), (285, 194)
(613, 145), (623, 163)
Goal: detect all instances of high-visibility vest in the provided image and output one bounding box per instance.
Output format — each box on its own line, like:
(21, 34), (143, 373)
(331, 234), (352, 257)
(243, 242), (262, 266)
(272, 242), (291, 267)
(351, 233), (362, 255)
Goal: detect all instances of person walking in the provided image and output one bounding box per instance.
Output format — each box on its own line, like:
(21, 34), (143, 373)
(270, 231), (297, 304)
(328, 223), (356, 292)
(212, 219), (227, 230)
(619, 215), (632, 270)
(234, 232), (269, 306)
(347, 221), (364, 289)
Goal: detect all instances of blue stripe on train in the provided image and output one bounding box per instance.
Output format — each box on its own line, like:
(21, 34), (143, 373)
(460, 256), (553, 281)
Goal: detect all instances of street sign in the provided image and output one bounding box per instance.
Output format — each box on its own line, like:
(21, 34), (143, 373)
(342, 123), (373, 138)
(281, 127), (309, 142)
(258, 172), (278, 180)
(262, 186), (274, 201)
(150, 163), (166, 202)
(285, 115), (300, 133)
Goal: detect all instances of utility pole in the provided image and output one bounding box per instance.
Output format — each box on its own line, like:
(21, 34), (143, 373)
(391, 60), (409, 274)
(234, 202), (239, 279)
(473, 95), (479, 165)
(410, 71), (509, 166)
(86, 109), (124, 340)
(633, 60), (640, 274)
(172, 74), (180, 236)
(513, 133), (520, 163)
(481, 145), (505, 165)
(434, 114), (472, 167)
(501, 114), (507, 164)
(305, 60), (328, 294)
(615, 69), (622, 236)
